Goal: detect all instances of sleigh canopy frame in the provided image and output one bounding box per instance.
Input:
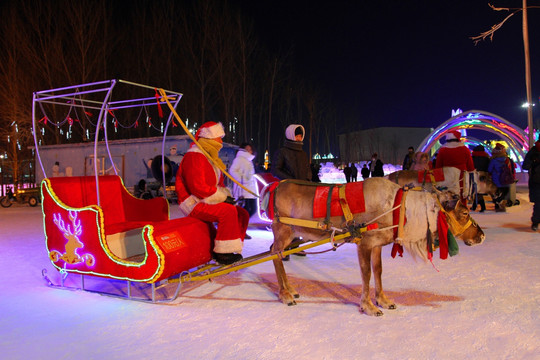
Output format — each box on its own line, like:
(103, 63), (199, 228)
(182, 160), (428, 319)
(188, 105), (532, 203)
(32, 79), (183, 206)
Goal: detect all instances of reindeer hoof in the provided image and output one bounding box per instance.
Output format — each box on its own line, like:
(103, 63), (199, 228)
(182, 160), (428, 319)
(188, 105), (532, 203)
(376, 300), (397, 310)
(287, 300), (297, 306)
(294, 294), (300, 299)
(361, 305), (384, 316)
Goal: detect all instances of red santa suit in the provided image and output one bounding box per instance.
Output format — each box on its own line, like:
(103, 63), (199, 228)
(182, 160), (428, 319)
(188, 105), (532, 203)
(435, 130), (475, 204)
(435, 131), (474, 171)
(175, 122), (249, 255)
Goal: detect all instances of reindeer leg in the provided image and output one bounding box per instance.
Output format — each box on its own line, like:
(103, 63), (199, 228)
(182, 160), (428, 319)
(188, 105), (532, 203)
(357, 244), (383, 316)
(372, 245), (396, 310)
(272, 257), (297, 305)
(271, 223), (299, 305)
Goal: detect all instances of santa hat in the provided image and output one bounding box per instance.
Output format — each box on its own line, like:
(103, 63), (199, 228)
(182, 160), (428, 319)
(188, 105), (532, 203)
(195, 121), (225, 140)
(445, 130), (461, 141)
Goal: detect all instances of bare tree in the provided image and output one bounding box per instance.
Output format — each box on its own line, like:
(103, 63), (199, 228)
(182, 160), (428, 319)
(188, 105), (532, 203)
(0, 5), (37, 188)
(235, 15), (257, 143)
(0, 0), (328, 179)
(471, 1), (540, 148)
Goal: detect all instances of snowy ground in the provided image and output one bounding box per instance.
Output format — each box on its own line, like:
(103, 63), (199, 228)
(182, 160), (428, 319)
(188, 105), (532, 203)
(1, 185), (539, 359)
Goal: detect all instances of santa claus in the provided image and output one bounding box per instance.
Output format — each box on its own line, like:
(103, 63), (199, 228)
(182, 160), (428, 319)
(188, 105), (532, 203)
(435, 130), (475, 205)
(175, 121), (249, 265)
(435, 130), (474, 172)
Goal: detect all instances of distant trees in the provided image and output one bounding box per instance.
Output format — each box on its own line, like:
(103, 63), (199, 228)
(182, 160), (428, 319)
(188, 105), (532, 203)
(0, 0), (339, 186)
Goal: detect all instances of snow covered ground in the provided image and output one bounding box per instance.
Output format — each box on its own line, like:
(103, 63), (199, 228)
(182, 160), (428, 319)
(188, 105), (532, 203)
(1, 185), (539, 359)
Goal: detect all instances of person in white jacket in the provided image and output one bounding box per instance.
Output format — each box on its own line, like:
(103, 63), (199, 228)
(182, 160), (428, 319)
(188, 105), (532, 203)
(230, 143), (258, 225)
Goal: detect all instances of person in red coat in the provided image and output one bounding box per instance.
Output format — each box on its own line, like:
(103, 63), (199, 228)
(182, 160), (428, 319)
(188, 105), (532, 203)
(435, 130), (475, 204)
(175, 122), (249, 265)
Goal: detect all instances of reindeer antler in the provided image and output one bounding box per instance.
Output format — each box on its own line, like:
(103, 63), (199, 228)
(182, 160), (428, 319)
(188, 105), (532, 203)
(68, 211), (82, 236)
(53, 213), (69, 234)
(53, 211), (81, 236)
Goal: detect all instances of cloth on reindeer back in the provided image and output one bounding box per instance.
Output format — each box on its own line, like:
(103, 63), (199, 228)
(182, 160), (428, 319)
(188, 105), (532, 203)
(417, 168), (445, 183)
(313, 182), (365, 218)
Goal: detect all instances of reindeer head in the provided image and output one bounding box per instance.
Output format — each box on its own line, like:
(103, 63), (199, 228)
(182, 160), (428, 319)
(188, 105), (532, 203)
(53, 211), (84, 263)
(437, 192), (485, 246)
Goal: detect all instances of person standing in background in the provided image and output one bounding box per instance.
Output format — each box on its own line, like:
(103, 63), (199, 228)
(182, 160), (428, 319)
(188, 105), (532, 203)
(487, 143), (512, 212)
(361, 164), (370, 180)
(311, 163), (321, 182)
(272, 124), (311, 259)
(522, 140), (540, 231)
(369, 153), (384, 177)
(272, 124), (311, 181)
(343, 163), (352, 183)
(402, 146), (414, 170)
(350, 163), (358, 182)
(411, 152), (431, 171)
(230, 142), (258, 239)
(471, 144), (490, 212)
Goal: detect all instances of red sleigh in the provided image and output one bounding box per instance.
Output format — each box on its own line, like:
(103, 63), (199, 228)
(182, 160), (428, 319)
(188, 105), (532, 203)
(42, 175), (215, 301)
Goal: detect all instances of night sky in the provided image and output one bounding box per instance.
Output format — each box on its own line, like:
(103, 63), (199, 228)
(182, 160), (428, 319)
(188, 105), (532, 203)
(238, 0), (540, 131)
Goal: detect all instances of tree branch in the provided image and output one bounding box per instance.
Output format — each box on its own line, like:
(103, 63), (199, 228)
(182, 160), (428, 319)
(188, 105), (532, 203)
(470, 8), (520, 44)
(470, 4), (540, 45)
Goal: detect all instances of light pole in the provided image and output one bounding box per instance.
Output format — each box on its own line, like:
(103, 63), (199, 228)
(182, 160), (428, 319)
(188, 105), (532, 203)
(522, 102), (536, 141)
(523, 0), (534, 149)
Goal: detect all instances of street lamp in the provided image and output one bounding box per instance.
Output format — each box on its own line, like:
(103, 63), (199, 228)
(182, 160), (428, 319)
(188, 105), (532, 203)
(522, 102), (536, 142)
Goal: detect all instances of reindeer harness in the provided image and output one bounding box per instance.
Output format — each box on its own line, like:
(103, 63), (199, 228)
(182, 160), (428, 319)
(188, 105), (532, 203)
(271, 179), (476, 250)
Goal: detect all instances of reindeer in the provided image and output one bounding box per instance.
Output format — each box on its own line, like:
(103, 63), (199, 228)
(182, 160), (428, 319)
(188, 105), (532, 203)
(50, 211), (94, 266)
(266, 177), (484, 316)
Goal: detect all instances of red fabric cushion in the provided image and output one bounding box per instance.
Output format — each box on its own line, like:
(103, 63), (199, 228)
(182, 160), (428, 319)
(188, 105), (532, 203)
(417, 168), (445, 183)
(263, 182), (280, 220)
(313, 182), (365, 218)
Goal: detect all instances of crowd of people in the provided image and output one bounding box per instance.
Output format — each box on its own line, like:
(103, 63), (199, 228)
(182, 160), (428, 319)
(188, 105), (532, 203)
(342, 153), (385, 183)
(173, 122), (539, 266)
(399, 131), (517, 212)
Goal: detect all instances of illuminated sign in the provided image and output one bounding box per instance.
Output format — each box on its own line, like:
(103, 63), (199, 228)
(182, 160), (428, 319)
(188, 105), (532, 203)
(50, 210), (95, 267)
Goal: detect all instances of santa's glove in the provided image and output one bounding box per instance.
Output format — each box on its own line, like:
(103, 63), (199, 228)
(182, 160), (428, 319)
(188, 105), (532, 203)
(225, 196), (237, 205)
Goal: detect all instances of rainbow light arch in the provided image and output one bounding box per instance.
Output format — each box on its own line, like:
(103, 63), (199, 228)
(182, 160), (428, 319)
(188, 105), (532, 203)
(417, 110), (531, 169)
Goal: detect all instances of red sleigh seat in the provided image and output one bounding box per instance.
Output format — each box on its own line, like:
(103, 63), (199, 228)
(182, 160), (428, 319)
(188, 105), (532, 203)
(42, 175), (213, 283)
